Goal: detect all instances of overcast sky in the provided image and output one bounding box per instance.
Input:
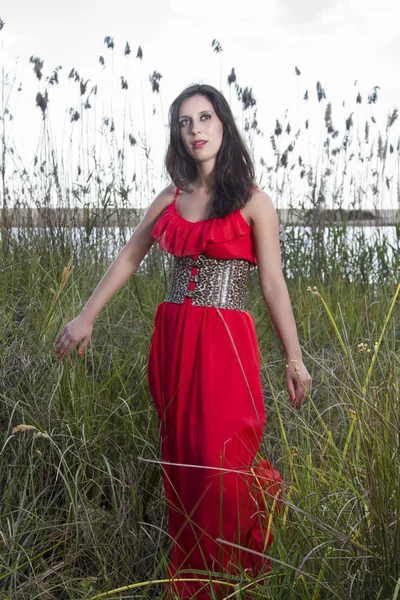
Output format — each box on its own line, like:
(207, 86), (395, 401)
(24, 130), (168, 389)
(1, 0), (399, 208)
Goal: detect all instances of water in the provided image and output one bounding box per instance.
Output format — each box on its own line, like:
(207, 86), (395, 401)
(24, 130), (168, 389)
(2, 225), (399, 282)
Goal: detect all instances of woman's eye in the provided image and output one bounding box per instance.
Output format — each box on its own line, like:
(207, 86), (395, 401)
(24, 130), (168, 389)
(179, 114), (211, 127)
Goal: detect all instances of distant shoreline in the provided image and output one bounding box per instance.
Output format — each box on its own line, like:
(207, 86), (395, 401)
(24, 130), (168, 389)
(1, 207), (399, 228)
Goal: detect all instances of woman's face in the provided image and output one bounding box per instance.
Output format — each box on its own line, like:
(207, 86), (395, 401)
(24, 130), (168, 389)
(178, 94), (223, 165)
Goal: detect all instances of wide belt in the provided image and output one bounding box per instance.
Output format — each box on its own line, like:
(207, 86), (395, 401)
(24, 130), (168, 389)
(165, 254), (250, 310)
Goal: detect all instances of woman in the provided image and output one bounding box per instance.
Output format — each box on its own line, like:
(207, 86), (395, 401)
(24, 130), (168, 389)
(55, 83), (311, 599)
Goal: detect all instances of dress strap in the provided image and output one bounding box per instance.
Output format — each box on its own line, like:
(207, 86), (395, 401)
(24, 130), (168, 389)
(173, 186), (180, 201)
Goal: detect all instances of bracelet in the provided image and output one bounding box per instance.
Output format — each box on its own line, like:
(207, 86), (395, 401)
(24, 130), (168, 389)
(286, 359), (298, 368)
(286, 359), (301, 376)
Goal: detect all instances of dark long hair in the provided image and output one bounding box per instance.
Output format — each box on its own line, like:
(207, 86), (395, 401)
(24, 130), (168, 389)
(165, 83), (256, 219)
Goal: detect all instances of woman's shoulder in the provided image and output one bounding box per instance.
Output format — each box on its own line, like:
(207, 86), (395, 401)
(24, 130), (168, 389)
(135, 184), (176, 239)
(145, 182), (176, 220)
(242, 186), (275, 227)
(154, 182), (177, 209)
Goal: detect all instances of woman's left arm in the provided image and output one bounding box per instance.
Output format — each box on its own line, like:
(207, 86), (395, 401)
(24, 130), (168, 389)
(246, 189), (311, 408)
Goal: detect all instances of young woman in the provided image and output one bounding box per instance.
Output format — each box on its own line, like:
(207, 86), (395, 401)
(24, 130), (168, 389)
(55, 83), (311, 599)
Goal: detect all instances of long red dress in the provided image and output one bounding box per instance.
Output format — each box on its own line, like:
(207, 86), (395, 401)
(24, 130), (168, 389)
(148, 187), (283, 599)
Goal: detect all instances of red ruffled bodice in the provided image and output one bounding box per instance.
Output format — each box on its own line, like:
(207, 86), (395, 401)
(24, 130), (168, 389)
(151, 187), (258, 266)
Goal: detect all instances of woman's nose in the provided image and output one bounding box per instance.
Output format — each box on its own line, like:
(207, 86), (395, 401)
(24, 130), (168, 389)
(191, 121), (202, 134)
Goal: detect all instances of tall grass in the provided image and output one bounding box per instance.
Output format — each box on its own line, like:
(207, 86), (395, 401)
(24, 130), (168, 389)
(1, 245), (399, 598)
(1, 25), (400, 599)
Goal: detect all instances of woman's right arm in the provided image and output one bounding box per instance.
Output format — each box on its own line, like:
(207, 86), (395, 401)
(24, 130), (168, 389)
(55, 183), (175, 360)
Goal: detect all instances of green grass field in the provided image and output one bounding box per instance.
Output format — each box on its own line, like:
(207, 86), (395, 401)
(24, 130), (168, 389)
(1, 237), (399, 599)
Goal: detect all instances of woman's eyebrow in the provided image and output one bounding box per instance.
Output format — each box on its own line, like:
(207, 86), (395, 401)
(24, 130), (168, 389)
(178, 110), (214, 119)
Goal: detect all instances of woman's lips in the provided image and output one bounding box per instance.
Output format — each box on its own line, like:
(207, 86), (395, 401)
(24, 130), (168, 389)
(193, 141), (207, 149)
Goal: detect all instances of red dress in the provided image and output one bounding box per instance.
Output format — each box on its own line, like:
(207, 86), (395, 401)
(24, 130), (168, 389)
(148, 187), (283, 599)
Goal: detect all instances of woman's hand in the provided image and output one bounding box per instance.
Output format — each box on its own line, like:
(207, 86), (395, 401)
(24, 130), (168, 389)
(286, 360), (311, 408)
(55, 314), (93, 361)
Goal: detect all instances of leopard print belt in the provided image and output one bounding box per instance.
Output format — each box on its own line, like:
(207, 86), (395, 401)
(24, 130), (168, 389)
(165, 254), (250, 310)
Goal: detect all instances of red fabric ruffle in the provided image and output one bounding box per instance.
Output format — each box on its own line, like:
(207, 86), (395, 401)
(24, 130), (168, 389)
(151, 194), (257, 266)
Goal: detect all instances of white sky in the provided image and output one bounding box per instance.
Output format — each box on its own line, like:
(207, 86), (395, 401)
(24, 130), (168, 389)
(1, 0), (399, 208)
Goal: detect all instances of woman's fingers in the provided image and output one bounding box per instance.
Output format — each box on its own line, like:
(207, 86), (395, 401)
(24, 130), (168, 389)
(77, 337), (90, 356)
(295, 387), (307, 408)
(296, 375), (311, 407)
(287, 364), (312, 409)
(55, 328), (67, 347)
(55, 327), (68, 356)
(55, 327), (75, 360)
(55, 316), (93, 360)
(58, 338), (76, 360)
(286, 373), (296, 404)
